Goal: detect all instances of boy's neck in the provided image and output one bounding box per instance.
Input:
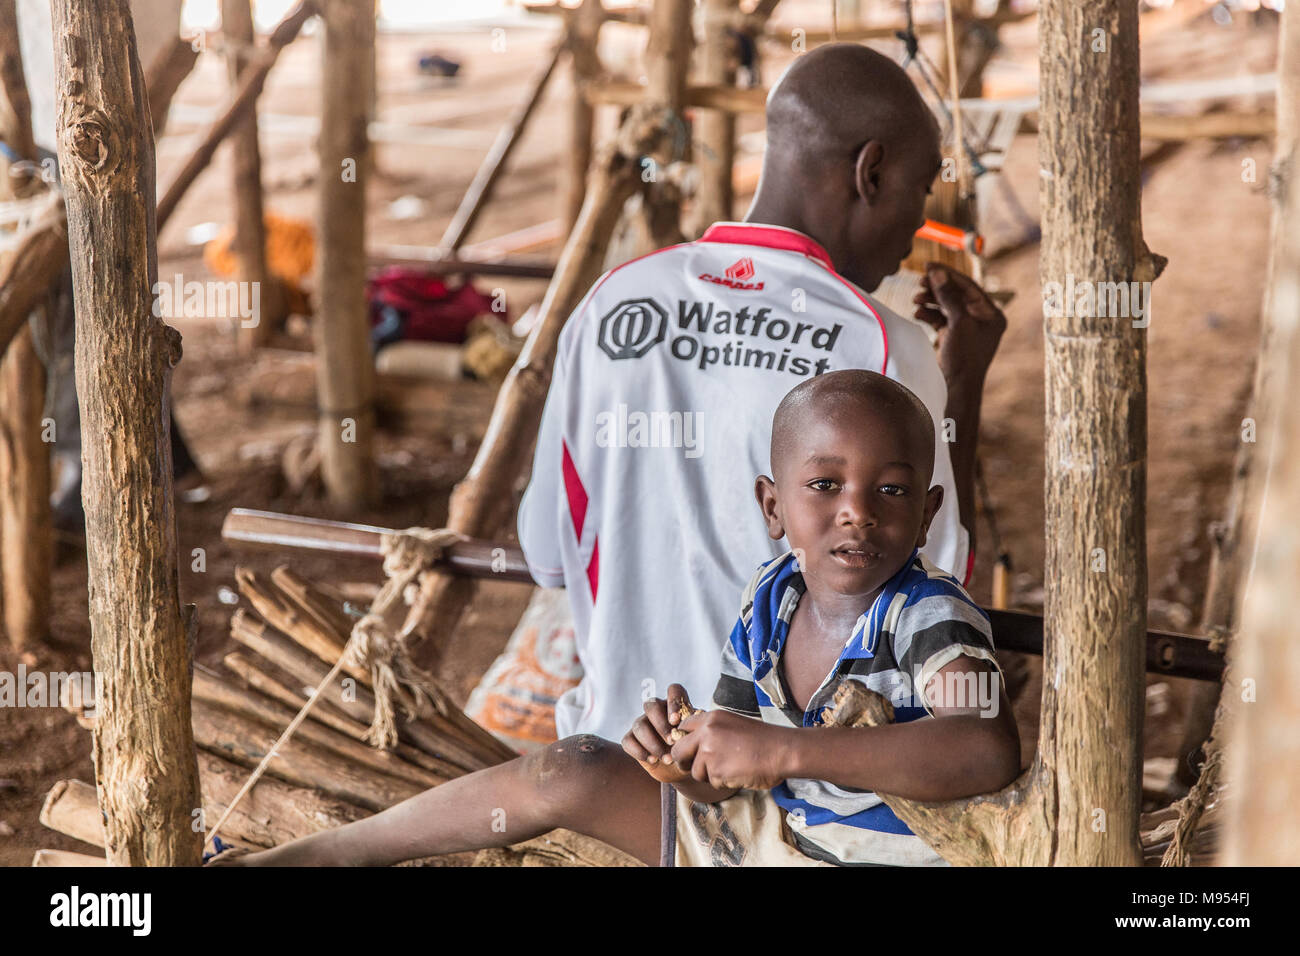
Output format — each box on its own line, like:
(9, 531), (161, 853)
(797, 574), (886, 639)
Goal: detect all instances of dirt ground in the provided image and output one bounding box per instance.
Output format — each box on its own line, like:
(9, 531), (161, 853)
(0, 3), (1277, 865)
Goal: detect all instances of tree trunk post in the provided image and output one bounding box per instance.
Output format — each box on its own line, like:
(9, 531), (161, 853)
(1037, 0), (1151, 865)
(686, 0), (737, 236)
(1223, 0), (1300, 866)
(222, 0), (275, 351)
(314, 0), (377, 507)
(563, 0), (604, 237)
(0, 0), (51, 651)
(50, 0), (203, 866)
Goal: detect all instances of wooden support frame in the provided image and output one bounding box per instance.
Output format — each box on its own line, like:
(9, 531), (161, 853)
(50, 0), (203, 866)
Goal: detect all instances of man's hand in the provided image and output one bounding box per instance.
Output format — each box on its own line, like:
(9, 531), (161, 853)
(913, 262), (1006, 384)
(622, 683), (697, 785)
(669, 709), (792, 791)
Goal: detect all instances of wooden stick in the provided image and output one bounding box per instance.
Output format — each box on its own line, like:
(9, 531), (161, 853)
(155, 0), (316, 231)
(222, 508), (534, 581)
(687, 0), (739, 236)
(369, 246), (556, 278)
(52, 0), (203, 867)
(562, 0), (605, 236)
(193, 666), (447, 789)
(0, 192), (68, 362)
(235, 566), (361, 681)
(193, 696), (424, 813)
(32, 849), (107, 867)
(230, 609), (503, 771)
(441, 39), (565, 251)
(0, 323), (51, 649)
(143, 36), (200, 137)
(223, 651), (463, 778)
(195, 749), (369, 848)
(0, 0), (36, 165)
(39, 780), (105, 849)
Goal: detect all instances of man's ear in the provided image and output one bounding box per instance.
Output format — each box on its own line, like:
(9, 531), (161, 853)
(755, 475), (785, 541)
(854, 140), (886, 202)
(915, 484), (944, 549)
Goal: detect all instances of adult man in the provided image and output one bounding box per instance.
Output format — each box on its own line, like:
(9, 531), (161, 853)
(517, 43), (1007, 742)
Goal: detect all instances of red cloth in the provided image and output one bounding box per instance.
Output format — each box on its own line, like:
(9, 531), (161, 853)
(367, 267), (504, 343)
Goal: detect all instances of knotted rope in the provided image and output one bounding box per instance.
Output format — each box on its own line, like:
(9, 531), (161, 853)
(348, 526), (466, 749)
(204, 526), (462, 852)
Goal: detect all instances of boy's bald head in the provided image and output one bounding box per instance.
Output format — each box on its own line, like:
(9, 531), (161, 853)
(771, 370), (935, 483)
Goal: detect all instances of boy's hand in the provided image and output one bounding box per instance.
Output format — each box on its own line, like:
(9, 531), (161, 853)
(622, 683), (698, 785)
(669, 709), (792, 791)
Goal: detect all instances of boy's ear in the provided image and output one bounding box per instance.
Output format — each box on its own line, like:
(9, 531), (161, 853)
(754, 475), (785, 541)
(915, 484), (944, 549)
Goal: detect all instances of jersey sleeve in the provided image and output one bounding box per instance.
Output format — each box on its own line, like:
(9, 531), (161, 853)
(516, 319), (576, 588)
(891, 581), (1002, 717)
(711, 615), (759, 717)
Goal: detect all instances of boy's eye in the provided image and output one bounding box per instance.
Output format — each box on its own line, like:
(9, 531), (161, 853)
(808, 479), (839, 492)
(879, 485), (907, 496)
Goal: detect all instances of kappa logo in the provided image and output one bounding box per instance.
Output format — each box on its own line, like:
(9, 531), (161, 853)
(699, 256), (765, 291)
(597, 297), (668, 360)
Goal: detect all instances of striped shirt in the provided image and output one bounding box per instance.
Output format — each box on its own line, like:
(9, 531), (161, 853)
(712, 548), (1001, 866)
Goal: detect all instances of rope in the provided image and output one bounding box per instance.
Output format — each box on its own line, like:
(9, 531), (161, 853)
(203, 526), (463, 852)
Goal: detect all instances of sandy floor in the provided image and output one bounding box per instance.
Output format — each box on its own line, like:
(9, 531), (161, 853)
(0, 2), (1278, 864)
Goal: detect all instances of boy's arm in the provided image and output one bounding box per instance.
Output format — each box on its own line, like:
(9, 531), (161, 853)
(785, 656), (1020, 801)
(671, 656), (1020, 801)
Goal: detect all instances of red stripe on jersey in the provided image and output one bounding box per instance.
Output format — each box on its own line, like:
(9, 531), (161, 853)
(587, 538), (599, 600)
(561, 439), (587, 540)
(698, 223), (835, 269)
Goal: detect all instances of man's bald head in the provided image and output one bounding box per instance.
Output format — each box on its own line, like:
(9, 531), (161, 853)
(748, 44), (942, 292)
(771, 370), (936, 484)
(765, 43), (937, 177)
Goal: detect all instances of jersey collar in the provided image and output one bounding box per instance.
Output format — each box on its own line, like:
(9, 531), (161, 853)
(698, 222), (835, 271)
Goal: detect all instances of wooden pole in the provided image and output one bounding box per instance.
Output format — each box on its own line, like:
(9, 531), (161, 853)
(223, 0), (276, 351)
(563, 0), (605, 236)
(1223, 0), (1300, 866)
(314, 0), (377, 508)
(686, 0), (738, 237)
(143, 37), (200, 137)
(1036, 0), (1151, 866)
(0, 1), (50, 651)
(51, 0), (203, 866)
(440, 39), (565, 252)
(155, 0), (316, 232)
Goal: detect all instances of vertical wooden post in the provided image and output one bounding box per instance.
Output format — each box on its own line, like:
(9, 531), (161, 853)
(1223, 0), (1300, 866)
(563, 0), (604, 237)
(314, 0), (377, 508)
(51, 0), (202, 865)
(1038, 0), (1149, 864)
(0, 0), (51, 651)
(222, 0), (275, 351)
(687, 0), (737, 236)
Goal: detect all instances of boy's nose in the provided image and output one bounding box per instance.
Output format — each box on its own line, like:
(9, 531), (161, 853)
(838, 489), (877, 528)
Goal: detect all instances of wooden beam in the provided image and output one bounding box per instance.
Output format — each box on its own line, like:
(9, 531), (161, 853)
(155, 0), (316, 232)
(143, 36), (200, 137)
(51, 0), (203, 867)
(223, 0), (276, 351)
(0, 193), (68, 361)
(314, 0), (377, 507)
(440, 39), (565, 251)
(562, 0), (605, 236)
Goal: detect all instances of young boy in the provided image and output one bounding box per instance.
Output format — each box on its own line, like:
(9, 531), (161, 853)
(213, 370), (1019, 867)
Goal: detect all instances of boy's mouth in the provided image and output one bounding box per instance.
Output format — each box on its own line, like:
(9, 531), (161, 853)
(830, 546), (882, 569)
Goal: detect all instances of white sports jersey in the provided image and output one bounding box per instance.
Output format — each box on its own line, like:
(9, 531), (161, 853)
(517, 222), (971, 743)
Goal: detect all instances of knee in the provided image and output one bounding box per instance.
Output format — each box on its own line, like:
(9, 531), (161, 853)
(527, 734), (623, 812)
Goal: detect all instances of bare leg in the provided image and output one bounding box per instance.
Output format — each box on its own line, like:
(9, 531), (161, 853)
(212, 734), (663, 866)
